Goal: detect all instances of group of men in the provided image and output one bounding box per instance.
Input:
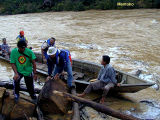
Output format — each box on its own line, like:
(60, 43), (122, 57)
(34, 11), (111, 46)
(1, 30), (119, 104)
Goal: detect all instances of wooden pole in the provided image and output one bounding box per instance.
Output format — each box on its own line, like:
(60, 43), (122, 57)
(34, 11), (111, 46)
(36, 106), (44, 120)
(71, 87), (80, 120)
(53, 91), (139, 120)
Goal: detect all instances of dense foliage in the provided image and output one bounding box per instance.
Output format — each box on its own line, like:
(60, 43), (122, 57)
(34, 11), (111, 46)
(0, 0), (159, 15)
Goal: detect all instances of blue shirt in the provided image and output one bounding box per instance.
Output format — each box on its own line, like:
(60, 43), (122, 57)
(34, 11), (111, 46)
(1, 44), (10, 55)
(98, 64), (117, 84)
(47, 50), (70, 76)
(16, 35), (28, 42)
(41, 39), (56, 60)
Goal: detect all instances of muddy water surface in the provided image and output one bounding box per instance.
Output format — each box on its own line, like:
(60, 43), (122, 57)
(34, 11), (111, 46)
(0, 9), (160, 119)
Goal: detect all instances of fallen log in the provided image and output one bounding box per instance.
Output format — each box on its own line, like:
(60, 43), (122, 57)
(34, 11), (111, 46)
(71, 86), (80, 120)
(0, 82), (41, 94)
(53, 91), (139, 120)
(38, 79), (69, 115)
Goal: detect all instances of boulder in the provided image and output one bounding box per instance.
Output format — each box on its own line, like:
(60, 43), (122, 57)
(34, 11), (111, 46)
(2, 90), (36, 120)
(0, 87), (6, 112)
(38, 79), (69, 115)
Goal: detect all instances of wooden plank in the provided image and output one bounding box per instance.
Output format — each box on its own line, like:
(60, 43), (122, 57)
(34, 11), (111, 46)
(36, 106), (44, 120)
(71, 87), (80, 120)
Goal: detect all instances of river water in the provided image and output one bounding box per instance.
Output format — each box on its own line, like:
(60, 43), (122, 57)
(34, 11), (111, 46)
(0, 9), (160, 119)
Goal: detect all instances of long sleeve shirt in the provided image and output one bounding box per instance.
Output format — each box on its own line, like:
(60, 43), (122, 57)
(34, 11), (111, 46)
(1, 44), (10, 55)
(98, 64), (117, 84)
(47, 50), (70, 76)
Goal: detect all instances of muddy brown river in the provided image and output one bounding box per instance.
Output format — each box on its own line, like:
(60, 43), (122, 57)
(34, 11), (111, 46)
(0, 9), (160, 119)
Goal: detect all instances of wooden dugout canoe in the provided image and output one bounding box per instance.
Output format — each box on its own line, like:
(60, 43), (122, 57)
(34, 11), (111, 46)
(0, 52), (155, 93)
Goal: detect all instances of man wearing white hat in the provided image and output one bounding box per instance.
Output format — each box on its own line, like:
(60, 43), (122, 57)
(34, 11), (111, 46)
(47, 47), (73, 87)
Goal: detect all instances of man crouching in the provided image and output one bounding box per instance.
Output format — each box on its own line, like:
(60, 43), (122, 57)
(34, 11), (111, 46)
(46, 47), (73, 88)
(77, 55), (117, 104)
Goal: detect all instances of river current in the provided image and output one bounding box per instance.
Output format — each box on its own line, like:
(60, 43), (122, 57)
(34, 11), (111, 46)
(0, 9), (160, 119)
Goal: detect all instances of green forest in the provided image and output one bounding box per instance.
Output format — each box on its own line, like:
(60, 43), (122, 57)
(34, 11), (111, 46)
(0, 0), (160, 15)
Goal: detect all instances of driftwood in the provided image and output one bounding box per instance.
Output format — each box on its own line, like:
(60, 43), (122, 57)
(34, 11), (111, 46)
(53, 91), (139, 120)
(71, 86), (80, 120)
(0, 82), (41, 94)
(38, 79), (69, 115)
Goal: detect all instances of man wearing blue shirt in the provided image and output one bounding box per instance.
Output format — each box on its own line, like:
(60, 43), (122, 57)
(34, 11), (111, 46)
(41, 37), (56, 61)
(46, 47), (73, 88)
(16, 31), (28, 43)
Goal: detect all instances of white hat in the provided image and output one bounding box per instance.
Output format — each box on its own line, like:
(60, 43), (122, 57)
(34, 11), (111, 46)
(47, 47), (57, 56)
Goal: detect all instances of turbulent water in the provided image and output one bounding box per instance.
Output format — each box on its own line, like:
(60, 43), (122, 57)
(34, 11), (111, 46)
(0, 9), (160, 119)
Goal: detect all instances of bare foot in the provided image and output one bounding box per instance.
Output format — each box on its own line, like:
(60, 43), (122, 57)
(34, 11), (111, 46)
(100, 97), (105, 104)
(46, 76), (51, 82)
(77, 93), (86, 97)
(117, 83), (121, 87)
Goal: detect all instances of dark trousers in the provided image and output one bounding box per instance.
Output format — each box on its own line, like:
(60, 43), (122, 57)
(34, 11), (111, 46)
(13, 73), (36, 99)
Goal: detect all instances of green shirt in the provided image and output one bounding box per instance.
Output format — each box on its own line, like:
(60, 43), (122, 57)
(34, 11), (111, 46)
(10, 48), (36, 76)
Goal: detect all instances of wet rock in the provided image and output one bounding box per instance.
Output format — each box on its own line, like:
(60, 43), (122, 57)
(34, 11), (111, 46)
(38, 79), (69, 115)
(130, 107), (136, 112)
(80, 107), (108, 120)
(1, 90), (36, 120)
(0, 87), (6, 112)
(29, 117), (37, 120)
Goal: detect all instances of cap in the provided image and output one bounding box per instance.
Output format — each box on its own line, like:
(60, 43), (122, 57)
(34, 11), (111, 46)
(47, 47), (57, 56)
(20, 31), (24, 36)
(2, 38), (6, 41)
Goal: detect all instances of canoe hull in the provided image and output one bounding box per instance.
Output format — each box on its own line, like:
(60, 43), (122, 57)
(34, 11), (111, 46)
(0, 53), (155, 93)
(72, 80), (154, 93)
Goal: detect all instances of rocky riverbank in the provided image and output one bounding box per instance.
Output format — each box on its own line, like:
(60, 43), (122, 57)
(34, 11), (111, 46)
(0, 78), (73, 120)
(0, 87), (36, 120)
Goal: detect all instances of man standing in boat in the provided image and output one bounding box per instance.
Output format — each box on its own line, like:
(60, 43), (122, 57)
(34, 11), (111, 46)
(16, 31), (28, 43)
(41, 37), (56, 62)
(78, 55), (117, 104)
(10, 40), (37, 103)
(46, 47), (73, 88)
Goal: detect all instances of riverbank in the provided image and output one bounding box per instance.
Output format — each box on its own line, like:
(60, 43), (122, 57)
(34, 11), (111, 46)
(0, 0), (160, 15)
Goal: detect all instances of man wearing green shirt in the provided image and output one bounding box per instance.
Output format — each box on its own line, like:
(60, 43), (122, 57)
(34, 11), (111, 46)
(10, 40), (37, 103)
